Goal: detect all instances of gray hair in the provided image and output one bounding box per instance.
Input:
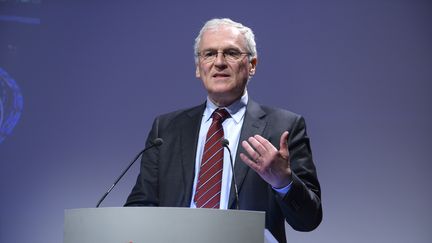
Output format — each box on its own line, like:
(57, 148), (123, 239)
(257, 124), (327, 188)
(194, 18), (257, 64)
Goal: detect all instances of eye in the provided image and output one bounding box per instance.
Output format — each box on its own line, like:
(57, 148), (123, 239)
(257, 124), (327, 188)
(202, 50), (217, 58)
(225, 49), (241, 58)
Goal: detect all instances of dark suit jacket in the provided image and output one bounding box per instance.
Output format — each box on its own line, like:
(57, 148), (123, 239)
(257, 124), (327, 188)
(125, 99), (322, 243)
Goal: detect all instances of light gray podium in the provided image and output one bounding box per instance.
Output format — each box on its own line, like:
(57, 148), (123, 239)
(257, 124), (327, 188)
(64, 207), (272, 243)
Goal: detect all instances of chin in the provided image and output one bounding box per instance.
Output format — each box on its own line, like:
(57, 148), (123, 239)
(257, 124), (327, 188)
(206, 82), (229, 91)
(209, 90), (240, 103)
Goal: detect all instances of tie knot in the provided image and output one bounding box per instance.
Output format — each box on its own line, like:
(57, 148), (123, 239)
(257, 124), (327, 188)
(212, 108), (230, 122)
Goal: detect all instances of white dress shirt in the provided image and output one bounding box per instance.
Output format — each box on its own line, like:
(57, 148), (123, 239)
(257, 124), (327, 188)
(190, 92), (248, 209)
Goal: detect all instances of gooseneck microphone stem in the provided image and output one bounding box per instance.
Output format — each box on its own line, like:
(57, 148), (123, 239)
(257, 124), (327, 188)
(96, 138), (163, 207)
(222, 139), (240, 210)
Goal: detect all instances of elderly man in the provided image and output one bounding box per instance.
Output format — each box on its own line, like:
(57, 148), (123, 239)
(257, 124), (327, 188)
(125, 18), (322, 242)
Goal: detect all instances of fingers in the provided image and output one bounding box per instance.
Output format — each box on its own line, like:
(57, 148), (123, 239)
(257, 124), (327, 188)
(241, 132), (289, 163)
(239, 153), (261, 172)
(241, 140), (262, 162)
(253, 134), (276, 152)
(240, 140), (264, 174)
(240, 132), (292, 188)
(242, 133), (288, 158)
(249, 136), (269, 158)
(279, 131), (289, 158)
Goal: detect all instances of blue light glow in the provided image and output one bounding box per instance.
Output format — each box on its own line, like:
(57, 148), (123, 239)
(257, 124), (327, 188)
(0, 68), (24, 143)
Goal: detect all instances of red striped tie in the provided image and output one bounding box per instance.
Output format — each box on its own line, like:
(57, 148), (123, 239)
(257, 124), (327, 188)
(194, 108), (230, 208)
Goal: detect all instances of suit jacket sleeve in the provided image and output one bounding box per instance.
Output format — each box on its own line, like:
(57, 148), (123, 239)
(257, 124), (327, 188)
(275, 115), (322, 231)
(124, 117), (161, 207)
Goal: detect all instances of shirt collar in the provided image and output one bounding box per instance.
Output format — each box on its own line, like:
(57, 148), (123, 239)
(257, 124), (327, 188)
(204, 91), (248, 124)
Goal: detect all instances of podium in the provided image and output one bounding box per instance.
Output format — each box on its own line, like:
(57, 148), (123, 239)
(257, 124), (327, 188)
(64, 207), (266, 243)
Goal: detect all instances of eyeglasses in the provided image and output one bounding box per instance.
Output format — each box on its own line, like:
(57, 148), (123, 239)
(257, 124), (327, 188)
(197, 49), (251, 63)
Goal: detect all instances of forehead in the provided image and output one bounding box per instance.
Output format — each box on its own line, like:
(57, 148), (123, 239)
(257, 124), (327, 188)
(199, 25), (247, 50)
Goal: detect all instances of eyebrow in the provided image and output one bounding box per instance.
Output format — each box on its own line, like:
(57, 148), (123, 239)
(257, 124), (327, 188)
(201, 47), (242, 52)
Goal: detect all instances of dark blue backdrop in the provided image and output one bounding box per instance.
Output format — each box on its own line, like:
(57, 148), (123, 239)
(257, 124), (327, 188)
(1, 1), (431, 242)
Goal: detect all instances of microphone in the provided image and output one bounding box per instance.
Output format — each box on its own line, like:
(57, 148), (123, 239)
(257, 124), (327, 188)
(222, 138), (240, 210)
(96, 138), (164, 207)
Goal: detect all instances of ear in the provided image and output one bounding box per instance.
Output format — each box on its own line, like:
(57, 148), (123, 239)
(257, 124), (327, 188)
(249, 57), (258, 76)
(195, 64), (201, 78)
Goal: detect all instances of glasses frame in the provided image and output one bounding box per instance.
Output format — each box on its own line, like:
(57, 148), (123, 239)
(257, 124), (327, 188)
(197, 49), (251, 63)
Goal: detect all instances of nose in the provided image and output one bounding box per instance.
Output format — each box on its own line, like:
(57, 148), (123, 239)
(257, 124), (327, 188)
(214, 52), (228, 69)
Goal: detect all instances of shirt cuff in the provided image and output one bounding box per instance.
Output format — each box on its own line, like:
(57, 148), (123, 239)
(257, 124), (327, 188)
(272, 182), (292, 197)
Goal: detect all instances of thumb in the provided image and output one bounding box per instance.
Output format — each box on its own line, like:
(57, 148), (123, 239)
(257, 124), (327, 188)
(279, 131), (289, 158)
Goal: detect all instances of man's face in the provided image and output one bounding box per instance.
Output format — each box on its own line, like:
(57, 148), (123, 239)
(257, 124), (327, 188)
(196, 25), (257, 106)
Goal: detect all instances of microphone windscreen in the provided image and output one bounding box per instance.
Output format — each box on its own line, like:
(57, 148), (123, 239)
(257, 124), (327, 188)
(221, 138), (229, 147)
(153, 138), (164, 146)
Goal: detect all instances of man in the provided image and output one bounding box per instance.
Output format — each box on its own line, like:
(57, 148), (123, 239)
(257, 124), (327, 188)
(125, 18), (322, 242)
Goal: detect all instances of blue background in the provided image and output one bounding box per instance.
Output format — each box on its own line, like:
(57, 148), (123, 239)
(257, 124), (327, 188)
(1, 0), (431, 242)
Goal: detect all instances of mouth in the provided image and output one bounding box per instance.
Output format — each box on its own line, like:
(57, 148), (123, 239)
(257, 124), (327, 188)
(212, 73), (230, 78)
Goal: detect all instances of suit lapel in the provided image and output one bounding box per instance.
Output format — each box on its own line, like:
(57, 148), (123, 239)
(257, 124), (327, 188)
(228, 100), (267, 208)
(179, 104), (205, 206)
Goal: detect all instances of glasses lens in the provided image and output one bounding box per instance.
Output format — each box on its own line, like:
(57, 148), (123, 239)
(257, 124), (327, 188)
(224, 50), (242, 61)
(199, 50), (248, 63)
(200, 51), (216, 62)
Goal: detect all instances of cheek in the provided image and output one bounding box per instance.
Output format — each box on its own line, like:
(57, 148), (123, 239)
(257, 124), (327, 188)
(200, 66), (212, 78)
(234, 66), (249, 81)
(234, 61), (248, 72)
